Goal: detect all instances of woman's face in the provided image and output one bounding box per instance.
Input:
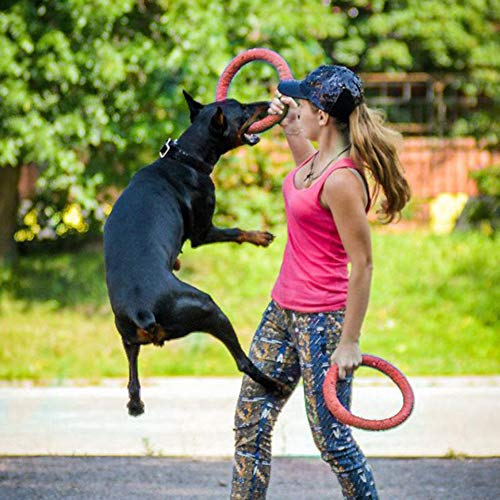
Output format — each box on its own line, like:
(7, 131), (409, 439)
(297, 99), (320, 141)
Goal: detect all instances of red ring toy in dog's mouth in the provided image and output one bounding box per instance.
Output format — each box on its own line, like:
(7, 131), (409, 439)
(216, 48), (293, 137)
(322, 354), (415, 431)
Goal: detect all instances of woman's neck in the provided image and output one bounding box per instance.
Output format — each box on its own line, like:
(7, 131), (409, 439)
(316, 126), (350, 165)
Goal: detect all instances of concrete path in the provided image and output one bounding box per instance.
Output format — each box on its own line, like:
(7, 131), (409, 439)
(1, 376), (499, 457)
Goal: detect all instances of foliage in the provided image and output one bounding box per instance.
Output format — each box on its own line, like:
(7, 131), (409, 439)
(1, 0), (499, 247)
(470, 164), (500, 197)
(0, 231), (498, 381)
(454, 164), (500, 235)
(213, 131), (290, 229)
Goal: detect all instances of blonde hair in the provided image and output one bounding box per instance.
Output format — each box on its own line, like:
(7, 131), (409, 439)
(348, 103), (411, 223)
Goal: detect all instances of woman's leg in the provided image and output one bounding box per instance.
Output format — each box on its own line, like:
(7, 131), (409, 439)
(231, 302), (301, 500)
(294, 310), (378, 499)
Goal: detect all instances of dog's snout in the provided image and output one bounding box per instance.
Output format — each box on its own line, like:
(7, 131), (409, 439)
(253, 101), (271, 118)
(243, 102), (270, 128)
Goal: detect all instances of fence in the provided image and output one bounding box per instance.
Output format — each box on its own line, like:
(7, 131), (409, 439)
(401, 137), (499, 199)
(17, 137), (499, 226)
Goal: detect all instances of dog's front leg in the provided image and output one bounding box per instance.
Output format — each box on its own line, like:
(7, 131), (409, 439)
(122, 340), (145, 416)
(192, 226), (274, 247)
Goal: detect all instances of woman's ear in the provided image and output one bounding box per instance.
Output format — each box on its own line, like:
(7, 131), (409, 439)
(317, 110), (330, 126)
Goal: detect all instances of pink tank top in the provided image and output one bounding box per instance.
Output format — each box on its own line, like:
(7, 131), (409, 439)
(271, 155), (369, 312)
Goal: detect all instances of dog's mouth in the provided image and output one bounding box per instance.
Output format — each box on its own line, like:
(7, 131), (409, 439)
(240, 104), (269, 146)
(240, 118), (261, 146)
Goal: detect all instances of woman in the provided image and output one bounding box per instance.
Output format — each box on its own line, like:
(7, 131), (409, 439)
(231, 65), (411, 499)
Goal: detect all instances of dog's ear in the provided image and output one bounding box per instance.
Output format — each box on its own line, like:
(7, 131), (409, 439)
(183, 90), (204, 122)
(210, 106), (227, 133)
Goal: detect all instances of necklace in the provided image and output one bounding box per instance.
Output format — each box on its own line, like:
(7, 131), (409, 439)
(303, 144), (351, 187)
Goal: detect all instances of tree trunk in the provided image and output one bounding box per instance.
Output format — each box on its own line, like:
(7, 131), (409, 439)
(0, 166), (20, 265)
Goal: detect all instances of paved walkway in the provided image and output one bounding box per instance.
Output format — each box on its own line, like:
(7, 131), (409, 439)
(1, 376), (499, 457)
(1, 456), (499, 499)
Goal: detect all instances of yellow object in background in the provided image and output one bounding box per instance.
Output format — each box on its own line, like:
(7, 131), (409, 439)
(429, 193), (469, 234)
(62, 204), (87, 231)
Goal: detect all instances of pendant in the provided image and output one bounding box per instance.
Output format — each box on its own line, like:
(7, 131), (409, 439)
(304, 159), (316, 187)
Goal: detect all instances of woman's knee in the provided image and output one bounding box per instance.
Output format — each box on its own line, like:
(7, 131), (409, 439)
(319, 436), (367, 474)
(307, 414), (363, 470)
(234, 420), (273, 456)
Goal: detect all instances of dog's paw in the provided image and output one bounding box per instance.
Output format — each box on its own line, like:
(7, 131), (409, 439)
(245, 231), (275, 247)
(127, 399), (145, 417)
(260, 231), (275, 247)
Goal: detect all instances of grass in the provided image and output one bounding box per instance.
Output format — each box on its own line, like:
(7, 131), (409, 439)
(0, 229), (498, 383)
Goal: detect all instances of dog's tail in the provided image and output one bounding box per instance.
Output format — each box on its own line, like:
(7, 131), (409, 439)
(132, 309), (157, 333)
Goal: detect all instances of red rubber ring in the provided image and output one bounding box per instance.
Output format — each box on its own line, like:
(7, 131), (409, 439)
(322, 354), (415, 431)
(215, 48), (293, 134)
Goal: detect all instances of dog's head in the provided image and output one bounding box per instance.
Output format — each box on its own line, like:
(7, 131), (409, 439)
(183, 90), (269, 153)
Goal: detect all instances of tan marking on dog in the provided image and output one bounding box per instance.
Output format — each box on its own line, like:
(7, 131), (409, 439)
(136, 325), (169, 346)
(152, 325), (168, 346)
(238, 231), (274, 247)
(136, 328), (153, 344)
(237, 111), (262, 144)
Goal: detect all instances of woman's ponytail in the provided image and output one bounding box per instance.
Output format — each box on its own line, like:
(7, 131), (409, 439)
(349, 104), (411, 223)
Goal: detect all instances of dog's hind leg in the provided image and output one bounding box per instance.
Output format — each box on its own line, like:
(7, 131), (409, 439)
(122, 340), (145, 416)
(163, 282), (284, 395)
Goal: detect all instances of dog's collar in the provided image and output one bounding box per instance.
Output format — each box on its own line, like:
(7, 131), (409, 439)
(159, 138), (213, 175)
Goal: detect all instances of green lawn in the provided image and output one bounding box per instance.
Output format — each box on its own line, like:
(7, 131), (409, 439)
(0, 229), (498, 382)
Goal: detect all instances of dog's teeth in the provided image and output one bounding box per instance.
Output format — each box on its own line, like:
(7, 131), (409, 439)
(244, 133), (260, 145)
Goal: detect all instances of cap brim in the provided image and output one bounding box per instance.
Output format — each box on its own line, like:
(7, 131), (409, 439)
(277, 79), (309, 100)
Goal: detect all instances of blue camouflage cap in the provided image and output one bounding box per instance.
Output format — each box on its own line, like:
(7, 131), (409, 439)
(278, 65), (364, 123)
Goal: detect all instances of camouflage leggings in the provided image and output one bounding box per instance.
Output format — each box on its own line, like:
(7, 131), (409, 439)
(231, 301), (378, 499)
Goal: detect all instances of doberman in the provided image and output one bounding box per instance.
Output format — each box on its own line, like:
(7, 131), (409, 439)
(104, 91), (283, 416)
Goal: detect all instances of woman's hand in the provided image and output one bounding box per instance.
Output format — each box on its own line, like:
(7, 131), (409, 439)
(330, 340), (362, 380)
(268, 90), (314, 165)
(268, 91), (301, 135)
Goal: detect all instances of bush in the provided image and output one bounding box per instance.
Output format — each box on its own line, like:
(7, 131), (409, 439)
(455, 165), (500, 235)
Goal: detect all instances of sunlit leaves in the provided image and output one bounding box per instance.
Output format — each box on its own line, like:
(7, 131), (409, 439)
(0, 0), (498, 242)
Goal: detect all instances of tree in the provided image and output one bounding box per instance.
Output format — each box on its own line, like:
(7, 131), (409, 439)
(1, 0), (498, 262)
(328, 0), (499, 142)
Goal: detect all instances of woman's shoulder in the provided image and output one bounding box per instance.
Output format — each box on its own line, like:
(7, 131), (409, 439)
(322, 161), (369, 209)
(324, 166), (360, 190)
(320, 158), (358, 186)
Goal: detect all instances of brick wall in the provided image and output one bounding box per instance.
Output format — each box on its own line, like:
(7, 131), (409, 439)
(400, 137), (499, 199)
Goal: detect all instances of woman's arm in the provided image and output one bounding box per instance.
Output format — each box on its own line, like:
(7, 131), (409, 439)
(321, 169), (373, 379)
(268, 93), (315, 166)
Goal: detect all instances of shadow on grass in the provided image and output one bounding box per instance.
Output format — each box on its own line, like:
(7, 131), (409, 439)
(5, 249), (109, 310)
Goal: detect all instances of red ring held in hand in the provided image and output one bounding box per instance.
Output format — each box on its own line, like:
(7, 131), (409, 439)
(216, 48), (293, 134)
(322, 354), (415, 431)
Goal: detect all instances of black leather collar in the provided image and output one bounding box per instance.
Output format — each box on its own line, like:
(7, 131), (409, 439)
(159, 138), (213, 175)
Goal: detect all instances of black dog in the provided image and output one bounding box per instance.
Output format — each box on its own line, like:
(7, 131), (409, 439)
(104, 91), (283, 416)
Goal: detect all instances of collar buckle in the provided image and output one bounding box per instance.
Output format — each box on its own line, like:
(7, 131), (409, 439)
(159, 138), (172, 158)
